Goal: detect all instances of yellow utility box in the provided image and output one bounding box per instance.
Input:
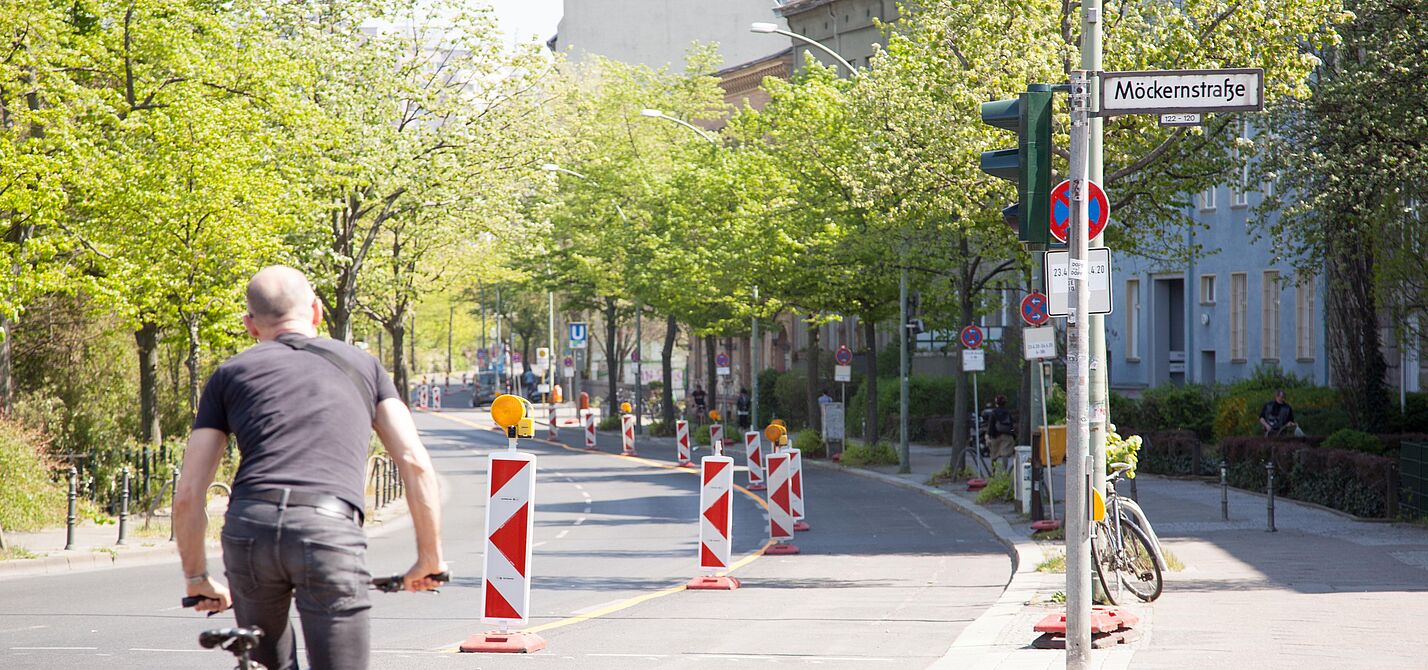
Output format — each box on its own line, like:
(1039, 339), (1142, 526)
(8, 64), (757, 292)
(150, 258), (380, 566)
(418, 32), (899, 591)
(1035, 425), (1067, 466)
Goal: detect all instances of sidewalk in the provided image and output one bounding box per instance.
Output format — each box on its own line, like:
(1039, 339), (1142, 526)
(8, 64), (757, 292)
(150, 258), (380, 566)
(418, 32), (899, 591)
(831, 441), (1428, 669)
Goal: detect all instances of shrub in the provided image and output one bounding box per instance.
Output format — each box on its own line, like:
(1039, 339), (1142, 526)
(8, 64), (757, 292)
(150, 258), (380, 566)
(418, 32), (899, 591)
(1104, 426), (1142, 478)
(975, 468), (1015, 504)
(773, 371), (810, 429)
(1322, 429), (1385, 455)
(1217, 436), (1395, 518)
(597, 415), (622, 431)
(1228, 364), (1313, 393)
(647, 420), (675, 438)
(1132, 384), (1219, 441)
(1213, 387), (1347, 440)
(841, 441), (900, 466)
(0, 420), (70, 531)
(792, 429), (824, 457)
(1137, 430), (1215, 476)
(849, 375), (960, 442)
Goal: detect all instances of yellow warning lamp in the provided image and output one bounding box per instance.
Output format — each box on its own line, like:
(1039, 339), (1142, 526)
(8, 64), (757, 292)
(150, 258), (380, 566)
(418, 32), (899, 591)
(709, 409), (721, 422)
(620, 401), (632, 414)
(772, 419), (786, 428)
(763, 423), (787, 446)
(491, 394), (532, 438)
(1091, 487), (1106, 522)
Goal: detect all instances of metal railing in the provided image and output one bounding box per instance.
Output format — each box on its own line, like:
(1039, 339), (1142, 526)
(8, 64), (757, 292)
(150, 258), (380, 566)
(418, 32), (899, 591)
(367, 454), (404, 511)
(1401, 441), (1428, 518)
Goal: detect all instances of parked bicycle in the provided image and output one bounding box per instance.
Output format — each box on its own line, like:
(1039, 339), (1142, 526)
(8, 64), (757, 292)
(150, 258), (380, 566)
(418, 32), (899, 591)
(186, 571), (450, 669)
(1091, 463), (1164, 604)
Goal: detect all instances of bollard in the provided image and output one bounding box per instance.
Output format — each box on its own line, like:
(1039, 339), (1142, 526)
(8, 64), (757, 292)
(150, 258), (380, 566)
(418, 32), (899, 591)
(117, 467), (131, 546)
(1220, 460), (1229, 521)
(1266, 461), (1277, 533)
(65, 467), (78, 551)
(169, 470), (180, 542)
(393, 460), (403, 498)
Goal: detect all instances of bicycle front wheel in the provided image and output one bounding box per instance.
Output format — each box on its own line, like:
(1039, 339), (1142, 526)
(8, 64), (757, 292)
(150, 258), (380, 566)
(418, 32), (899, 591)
(1115, 519), (1164, 602)
(1090, 521), (1120, 605)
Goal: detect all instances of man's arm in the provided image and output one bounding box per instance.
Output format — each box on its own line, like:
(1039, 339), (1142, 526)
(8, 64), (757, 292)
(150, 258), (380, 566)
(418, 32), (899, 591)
(373, 397), (446, 590)
(174, 428), (232, 612)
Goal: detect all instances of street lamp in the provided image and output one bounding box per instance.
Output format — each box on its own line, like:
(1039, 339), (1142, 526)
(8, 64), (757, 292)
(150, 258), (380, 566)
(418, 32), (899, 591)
(750, 22), (858, 77)
(638, 108), (719, 146)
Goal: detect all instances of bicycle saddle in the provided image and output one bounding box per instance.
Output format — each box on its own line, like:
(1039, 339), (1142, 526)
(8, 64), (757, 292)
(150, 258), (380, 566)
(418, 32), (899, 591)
(199, 627), (264, 650)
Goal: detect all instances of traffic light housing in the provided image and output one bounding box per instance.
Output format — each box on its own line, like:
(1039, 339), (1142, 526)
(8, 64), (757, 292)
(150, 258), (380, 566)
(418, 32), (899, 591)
(980, 84), (1053, 246)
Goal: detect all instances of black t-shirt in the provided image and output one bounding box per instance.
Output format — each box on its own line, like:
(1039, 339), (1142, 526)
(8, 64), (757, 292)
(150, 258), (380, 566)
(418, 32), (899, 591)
(1260, 401), (1295, 428)
(193, 333), (400, 512)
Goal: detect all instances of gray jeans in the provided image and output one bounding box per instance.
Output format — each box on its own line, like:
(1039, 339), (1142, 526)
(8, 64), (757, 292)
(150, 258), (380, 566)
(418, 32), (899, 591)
(222, 498), (370, 670)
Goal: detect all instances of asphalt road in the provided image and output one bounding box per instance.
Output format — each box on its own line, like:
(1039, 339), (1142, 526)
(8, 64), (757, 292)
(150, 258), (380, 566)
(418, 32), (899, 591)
(0, 385), (1009, 669)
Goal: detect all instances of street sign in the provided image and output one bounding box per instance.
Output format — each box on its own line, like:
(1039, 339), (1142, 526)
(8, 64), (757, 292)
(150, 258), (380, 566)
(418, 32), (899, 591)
(563, 356), (574, 378)
(834, 345), (853, 366)
(1021, 291), (1050, 327)
(834, 365), (851, 382)
(476, 349), (487, 364)
(536, 347), (550, 369)
(631, 349), (640, 363)
(1045, 247), (1113, 316)
(962, 349), (986, 372)
(821, 402), (845, 441)
(1050, 179), (1109, 243)
(715, 352), (730, 376)
(1100, 68), (1264, 116)
(568, 322), (588, 350)
(959, 325), (984, 350)
(1023, 326), (1057, 360)
(1159, 113), (1202, 127)
(512, 352), (523, 364)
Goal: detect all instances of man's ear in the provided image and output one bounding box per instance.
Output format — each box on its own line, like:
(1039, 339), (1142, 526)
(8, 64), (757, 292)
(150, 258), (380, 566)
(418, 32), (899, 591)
(242, 313), (260, 339)
(311, 297), (323, 329)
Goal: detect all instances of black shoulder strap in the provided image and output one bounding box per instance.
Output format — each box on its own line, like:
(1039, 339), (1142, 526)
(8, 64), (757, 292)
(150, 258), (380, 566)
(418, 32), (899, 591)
(278, 336), (377, 420)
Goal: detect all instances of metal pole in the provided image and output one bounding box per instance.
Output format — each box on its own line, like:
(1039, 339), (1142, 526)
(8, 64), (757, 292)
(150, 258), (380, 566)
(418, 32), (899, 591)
(480, 282), (488, 368)
(1084, 0), (1110, 505)
(1266, 460), (1277, 532)
(972, 372), (981, 472)
(1064, 69), (1093, 668)
(447, 302), (454, 378)
(1221, 460), (1230, 521)
(117, 467), (131, 546)
(898, 267), (911, 474)
(65, 466), (77, 550)
(169, 470), (179, 542)
(635, 301), (643, 434)
(547, 290), (556, 411)
(751, 286), (760, 430)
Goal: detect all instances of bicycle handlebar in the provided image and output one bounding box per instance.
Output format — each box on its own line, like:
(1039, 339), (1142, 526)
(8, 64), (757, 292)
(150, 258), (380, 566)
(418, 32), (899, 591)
(183, 571), (451, 609)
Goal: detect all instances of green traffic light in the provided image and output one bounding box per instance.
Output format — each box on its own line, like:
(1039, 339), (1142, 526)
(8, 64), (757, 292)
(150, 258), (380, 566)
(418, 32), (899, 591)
(979, 85), (1053, 246)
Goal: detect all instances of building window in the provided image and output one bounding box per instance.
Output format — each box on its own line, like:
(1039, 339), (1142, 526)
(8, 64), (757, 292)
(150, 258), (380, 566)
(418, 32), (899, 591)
(1296, 274), (1316, 361)
(1200, 274), (1216, 305)
(1125, 279), (1140, 361)
(1231, 272), (1248, 361)
(1261, 270), (1281, 361)
(1232, 125), (1250, 207)
(1200, 187), (1217, 211)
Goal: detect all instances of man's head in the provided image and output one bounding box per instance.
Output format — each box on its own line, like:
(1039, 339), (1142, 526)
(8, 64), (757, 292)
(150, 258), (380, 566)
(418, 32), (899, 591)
(1275, 389), (1287, 403)
(243, 265), (322, 340)
(995, 394), (1008, 407)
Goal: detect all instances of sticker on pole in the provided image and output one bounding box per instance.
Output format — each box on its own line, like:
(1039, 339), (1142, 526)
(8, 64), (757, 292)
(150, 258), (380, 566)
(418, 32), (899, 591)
(960, 325), (984, 349)
(1021, 291), (1050, 327)
(715, 352), (731, 376)
(1050, 179), (1110, 244)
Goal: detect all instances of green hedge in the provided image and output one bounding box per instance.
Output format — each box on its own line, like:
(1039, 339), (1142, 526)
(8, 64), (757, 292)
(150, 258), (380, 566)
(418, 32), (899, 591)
(1213, 387), (1348, 440)
(1115, 384), (1219, 441)
(0, 421), (70, 531)
(841, 441), (900, 466)
(848, 375), (959, 441)
(792, 429), (824, 457)
(1219, 436), (1395, 518)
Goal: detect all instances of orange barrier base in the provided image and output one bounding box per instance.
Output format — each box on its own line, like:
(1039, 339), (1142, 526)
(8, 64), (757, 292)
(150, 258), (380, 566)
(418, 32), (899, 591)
(765, 542), (800, 555)
(793, 521), (811, 532)
(747, 483), (766, 491)
(459, 631), (546, 654)
(967, 478), (988, 491)
(678, 461), (696, 468)
(620, 451), (639, 457)
(685, 575), (741, 590)
(1031, 519), (1062, 532)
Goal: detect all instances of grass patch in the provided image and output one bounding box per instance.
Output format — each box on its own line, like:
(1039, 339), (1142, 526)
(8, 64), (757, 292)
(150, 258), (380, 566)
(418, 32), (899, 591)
(975, 468), (1015, 504)
(1049, 590), (1067, 604)
(1032, 527), (1065, 541)
(926, 466), (957, 486)
(0, 420), (70, 532)
(1036, 551), (1066, 573)
(841, 441), (900, 466)
(1162, 546), (1186, 572)
(0, 546), (40, 560)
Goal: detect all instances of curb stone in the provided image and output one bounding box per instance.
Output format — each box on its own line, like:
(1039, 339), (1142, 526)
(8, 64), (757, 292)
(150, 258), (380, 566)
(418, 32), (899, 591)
(805, 460), (1136, 670)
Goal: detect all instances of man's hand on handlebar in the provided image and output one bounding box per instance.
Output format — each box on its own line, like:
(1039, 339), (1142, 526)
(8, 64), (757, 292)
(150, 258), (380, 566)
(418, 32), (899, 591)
(185, 576), (232, 614)
(403, 558), (449, 592)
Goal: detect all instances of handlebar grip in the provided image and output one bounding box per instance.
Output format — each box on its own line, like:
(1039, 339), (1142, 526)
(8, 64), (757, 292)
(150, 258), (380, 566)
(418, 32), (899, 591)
(182, 595), (215, 608)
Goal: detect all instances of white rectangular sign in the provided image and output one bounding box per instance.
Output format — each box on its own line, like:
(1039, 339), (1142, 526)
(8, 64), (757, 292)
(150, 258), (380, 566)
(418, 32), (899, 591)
(716, 366), (730, 376)
(834, 364), (852, 382)
(821, 402), (845, 441)
(1023, 326), (1057, 360)
(1045, 247), (1113, 316)
(1100, 68), (1263, 116)
(961, 349), (986, 373)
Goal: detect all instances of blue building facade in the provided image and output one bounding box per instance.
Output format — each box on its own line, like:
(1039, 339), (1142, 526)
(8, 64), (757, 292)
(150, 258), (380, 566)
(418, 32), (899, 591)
(1107, 169), (1332, 392)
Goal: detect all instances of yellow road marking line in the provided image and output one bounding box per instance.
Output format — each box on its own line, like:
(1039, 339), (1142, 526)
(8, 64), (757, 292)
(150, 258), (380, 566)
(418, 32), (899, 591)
(424, 410), (772, 646)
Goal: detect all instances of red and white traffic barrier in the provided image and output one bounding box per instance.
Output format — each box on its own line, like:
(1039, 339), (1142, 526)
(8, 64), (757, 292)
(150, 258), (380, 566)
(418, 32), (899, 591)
(765, 451), (799, 555)
(686, 454), (740, 590)
(417, 384), (429, 409)
(789, 448), (810, 531)
(431, 385), (442, 412)
(675, 420), (693, 467)
(547, 406), (558, 440)
(582, 410), (597, 450)
(461, 448), (545, 653)
(709, 423), (723, 455)
(743, 431), (765, 491)
(620, 413), (638, 456)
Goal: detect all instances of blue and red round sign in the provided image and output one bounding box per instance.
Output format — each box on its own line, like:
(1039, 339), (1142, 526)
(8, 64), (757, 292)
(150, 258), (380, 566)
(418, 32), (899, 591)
(959, 325), (984, 350)
(1021, 291), (1050, 327)
(1050, 179), (1110, 244)
(715, 352), (731, 367)
(835, 345), (853, 366)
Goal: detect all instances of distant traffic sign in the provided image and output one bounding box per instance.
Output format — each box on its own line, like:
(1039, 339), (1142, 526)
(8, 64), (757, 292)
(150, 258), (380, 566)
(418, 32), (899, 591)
(1021, 291), (1050, 327)
(568, 322), (588, 349)
(1045, 247), (1113, 316)
(1100, 68), (1264, 116)
(960, 325), (984, 350)
(835, 345), (853, 366)
(1050, 179), (1109, 243)
(962, 349), (986, 372)
(715, 352), (731, 376)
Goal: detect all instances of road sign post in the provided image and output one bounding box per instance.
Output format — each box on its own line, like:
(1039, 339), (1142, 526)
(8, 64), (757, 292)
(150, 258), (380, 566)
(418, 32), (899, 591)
(1063, 68), (1094, 663)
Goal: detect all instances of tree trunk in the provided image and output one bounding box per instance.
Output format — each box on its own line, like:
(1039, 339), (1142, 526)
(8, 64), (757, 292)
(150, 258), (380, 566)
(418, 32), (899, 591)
(1327, 224), (1390, 429)
(661, 315), (677, 425)
(950, 241), (975, 474)
(390, 318), (409, 406)
(185, 315), (202, 420)
(136, 321), (162, 445)
(327, 283), (355, 343)
(805, 320), (821, 432)
(605, 299), (619, 418)
(0, 314), (12, 418)
(863, 318), (879, 443)
(705, 335), (718, 413)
